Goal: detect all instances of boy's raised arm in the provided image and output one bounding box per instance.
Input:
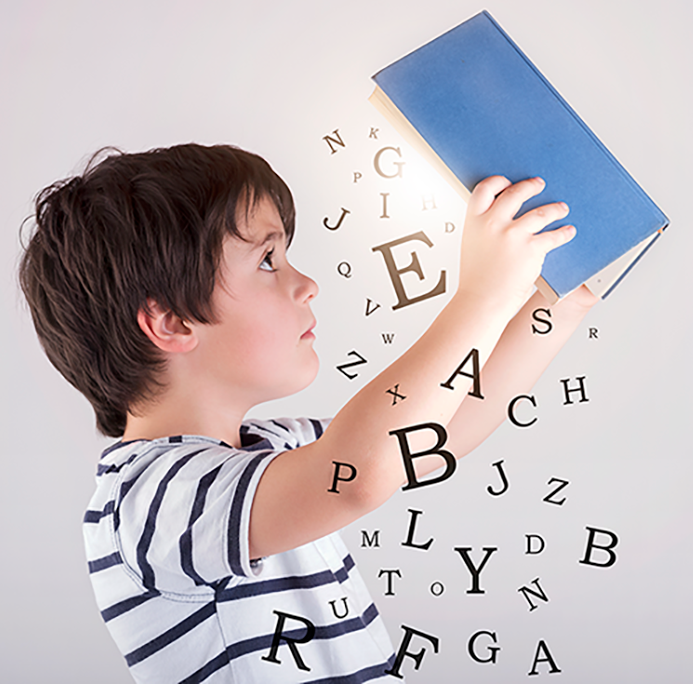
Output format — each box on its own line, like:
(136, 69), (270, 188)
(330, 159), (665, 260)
(442, 284), (596, 466)
(249, 176), (581, 559)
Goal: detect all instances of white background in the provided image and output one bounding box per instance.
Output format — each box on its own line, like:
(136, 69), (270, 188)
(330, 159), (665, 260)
(2, 0), (691, 682)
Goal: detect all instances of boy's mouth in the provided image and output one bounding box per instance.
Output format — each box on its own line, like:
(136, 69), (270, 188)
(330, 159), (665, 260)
(301, 321), (316, 340)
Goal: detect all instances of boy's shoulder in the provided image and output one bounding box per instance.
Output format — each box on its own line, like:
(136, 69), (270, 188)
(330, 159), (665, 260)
(97, 416), (331, 467)
(240, 416), (331, 450)
(92, 416), (332, 489)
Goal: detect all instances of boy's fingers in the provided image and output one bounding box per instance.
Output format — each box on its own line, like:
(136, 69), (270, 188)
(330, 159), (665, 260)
(468, 175), (512, 215)
(517, 201), (571, 234)
(489, 176), (547, 220)
(534, 224), (577, 254)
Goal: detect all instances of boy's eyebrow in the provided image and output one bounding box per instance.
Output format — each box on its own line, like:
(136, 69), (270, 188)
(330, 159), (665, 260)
(251, 230), (285, 249)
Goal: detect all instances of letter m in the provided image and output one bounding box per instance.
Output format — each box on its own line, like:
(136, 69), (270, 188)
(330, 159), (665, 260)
(361, 530), (381, 548)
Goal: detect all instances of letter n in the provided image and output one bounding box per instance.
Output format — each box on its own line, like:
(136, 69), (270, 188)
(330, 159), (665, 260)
(323, 129), (346, 154)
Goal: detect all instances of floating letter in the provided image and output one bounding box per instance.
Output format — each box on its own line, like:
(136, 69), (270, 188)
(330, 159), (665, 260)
(380, 192), (390, 219)
(543, 478), (569, 506)
(365, 298), (381, 316)
(525, 534), (546, 555)
(323, 207), (350, 231)
(528, 640), (561, 676)
(335, 350), (367, 379)
(389, 423), (456, 491)
(327, 461), (357, 494)
(262, 611), (316, 671)
(440, 348), (484, 399)
(373, 146), (405, 179)
(579, 526), (619, 568)
(507, 394), (538, 428)
(531, 308), (553, 335)
(401, 508), (434, 551)
(323, 129), (346, 154)
(328, 597), (349, 619)
(372, 232), (446, 310)
(337, 261), (352, 278)
(430, 582), (445, 596)
(385, 384), (406, 405)
(385, 625), (439, 679)
(468, 631), (500, 664)
(378, 568), (402, 596)
(361, 530), (381, 548)
(518, 577), (549, 612)
(453, 547), (498, 594)
(487, 460), (509, 496)
(560, 376), (589, 405)
(421, 193), (437, 211)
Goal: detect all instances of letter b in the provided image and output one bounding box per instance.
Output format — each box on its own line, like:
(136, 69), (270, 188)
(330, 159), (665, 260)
(389, 423), (456, 491)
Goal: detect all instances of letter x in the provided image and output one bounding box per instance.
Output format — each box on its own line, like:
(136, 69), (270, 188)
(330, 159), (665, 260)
(386, 384), (407, 405)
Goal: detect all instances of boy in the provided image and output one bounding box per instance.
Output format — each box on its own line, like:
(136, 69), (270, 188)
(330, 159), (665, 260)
(19, 143), (595, 682)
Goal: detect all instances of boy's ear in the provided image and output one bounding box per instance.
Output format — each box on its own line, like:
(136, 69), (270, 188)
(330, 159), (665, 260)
(137, 299), (198, 354)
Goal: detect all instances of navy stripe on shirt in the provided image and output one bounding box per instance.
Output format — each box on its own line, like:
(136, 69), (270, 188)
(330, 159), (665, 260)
(125, 602), (217, 667)
(217, 555), (356, 603)
(226, 602), (380, 662)
(88, 551), (123, 574)
(97, 451), (141, 477)
(180, 463), (224, 586)
(309, 418), (324, 440)
(226, 450), (273, 575)
(101, 590), (160, 623)
(136, 449), (207, 590)
(84, 499), (115, 523)
(176, 651), (230, 684)
(303, 655), (396, 684)
(177, 646), (393, 684)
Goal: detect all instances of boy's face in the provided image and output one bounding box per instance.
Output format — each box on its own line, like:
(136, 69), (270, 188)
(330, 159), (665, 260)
(192, 195), (319, 408)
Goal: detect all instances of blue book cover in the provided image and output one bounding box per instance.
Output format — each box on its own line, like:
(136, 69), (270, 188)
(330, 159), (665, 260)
(370, 10), (668, 300)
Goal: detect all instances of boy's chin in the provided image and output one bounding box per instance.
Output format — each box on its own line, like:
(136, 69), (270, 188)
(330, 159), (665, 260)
(264, 357), (320, 403)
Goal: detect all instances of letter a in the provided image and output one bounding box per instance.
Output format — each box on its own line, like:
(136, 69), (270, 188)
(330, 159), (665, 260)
(440, 348), (484, 399)
(528, 640), (561, 676)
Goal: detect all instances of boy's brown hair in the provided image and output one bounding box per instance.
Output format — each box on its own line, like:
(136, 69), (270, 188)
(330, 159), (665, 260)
(19, 143), (296, 438)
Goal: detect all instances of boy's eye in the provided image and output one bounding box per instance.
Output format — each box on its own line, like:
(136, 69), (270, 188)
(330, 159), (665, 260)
(260, 248), (276, 272)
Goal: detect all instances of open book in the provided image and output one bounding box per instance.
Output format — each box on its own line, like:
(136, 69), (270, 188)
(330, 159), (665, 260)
(370, 10), (668, 302)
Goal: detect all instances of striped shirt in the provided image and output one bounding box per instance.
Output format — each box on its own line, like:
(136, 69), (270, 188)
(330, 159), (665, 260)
(83, 417), (396, 683)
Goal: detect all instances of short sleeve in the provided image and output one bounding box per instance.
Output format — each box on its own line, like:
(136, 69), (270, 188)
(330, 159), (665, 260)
(113, 419), (331, 595)
(113, 440), (276, 594)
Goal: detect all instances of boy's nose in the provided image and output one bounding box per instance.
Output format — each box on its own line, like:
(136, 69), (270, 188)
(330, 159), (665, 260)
(295, 268), (319, 303)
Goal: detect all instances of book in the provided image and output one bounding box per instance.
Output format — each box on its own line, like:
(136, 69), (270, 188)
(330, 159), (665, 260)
(369, 10), (668, 302)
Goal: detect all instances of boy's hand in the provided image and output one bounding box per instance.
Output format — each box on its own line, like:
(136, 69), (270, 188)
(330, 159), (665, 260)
(458, 176), (576, 314)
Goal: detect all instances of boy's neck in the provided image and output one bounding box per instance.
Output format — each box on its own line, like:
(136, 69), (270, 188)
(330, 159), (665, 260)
(122, 384), (248, 449)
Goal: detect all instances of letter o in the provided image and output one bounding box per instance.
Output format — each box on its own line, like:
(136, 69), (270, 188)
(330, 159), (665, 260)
(430, 581), (445, 596)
